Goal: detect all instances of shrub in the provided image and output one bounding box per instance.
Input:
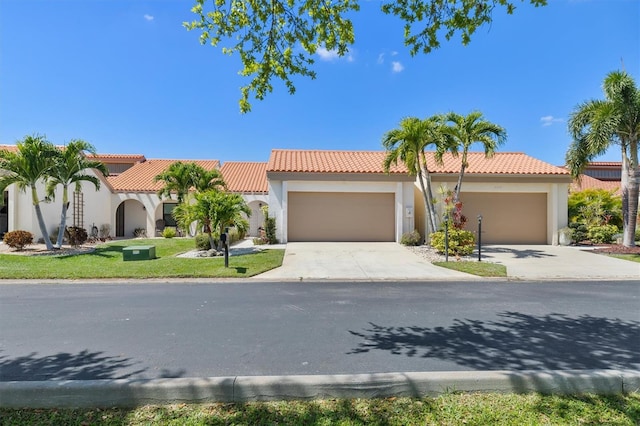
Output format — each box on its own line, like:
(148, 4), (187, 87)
(99, 224), (111, 239)
(195, 233), (211, 250)
(430, 229), (475, 256)
(569, 222), (588, 244)
(400, 230), (422, 246)
(3, 230), (33, 251)
(261, 206), (279, 244)
(66, 226), (88, 247)
(162, 227), (177, 238)
(587, 224), (618, 244)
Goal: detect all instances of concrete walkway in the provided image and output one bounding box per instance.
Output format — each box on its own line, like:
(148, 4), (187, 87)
(481, 245), (640, 280)
(255, 242), (479, 280)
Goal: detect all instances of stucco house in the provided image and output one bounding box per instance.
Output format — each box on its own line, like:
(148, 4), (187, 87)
(1, 145), (572, 245)
(266, 149), (572, 245)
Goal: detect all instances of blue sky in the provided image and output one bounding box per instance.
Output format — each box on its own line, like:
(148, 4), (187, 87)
(1, 0), (638, 166)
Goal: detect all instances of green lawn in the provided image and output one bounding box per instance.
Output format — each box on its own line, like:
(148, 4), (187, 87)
(609, 253), (640, 263)
(1, 393), (639, 425)
(0, 239), (284, 279)
(433, 260), (507, 277)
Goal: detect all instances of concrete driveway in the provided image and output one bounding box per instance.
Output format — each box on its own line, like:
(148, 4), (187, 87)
(255, 242), (479, 280)
(254, 242), (639, 281)
(480, 245), (639, 280)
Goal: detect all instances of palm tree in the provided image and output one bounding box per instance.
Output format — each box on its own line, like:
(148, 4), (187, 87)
(191, 166), (226, 193)
(46, 140), (109, 248)
(154, 161), (195, 203)
(567, 70), (639, 247)
(440, 111), (507, 201)
(0, 135), (59, 250)
(383, 116), (446, 236)
(191, 190), (251, 250)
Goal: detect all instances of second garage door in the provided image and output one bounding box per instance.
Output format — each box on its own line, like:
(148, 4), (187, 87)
(288, 192), (395, 242)
(461, 192), (547, 244)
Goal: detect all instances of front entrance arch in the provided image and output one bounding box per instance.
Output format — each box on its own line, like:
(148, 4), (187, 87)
(115, 199), (146, 238)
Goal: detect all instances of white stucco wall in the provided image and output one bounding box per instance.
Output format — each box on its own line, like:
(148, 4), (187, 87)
(268, 179), (415, 243)
(6, 170), (113, 242)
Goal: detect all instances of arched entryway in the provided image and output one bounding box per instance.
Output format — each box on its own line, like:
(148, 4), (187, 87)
(115, 199), (147, 238)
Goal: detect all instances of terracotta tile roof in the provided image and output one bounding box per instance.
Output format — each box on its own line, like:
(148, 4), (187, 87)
(267, 150), (409, 174)
(108, 159), (221, 192)
(571, 174), (621, 195)
(89, 153), (146, 163)
(220, 162), (268, 193)
(586, 161), (621, 167)
(428, 152), (570, 175)
(267, 149), (569, 176)
(0, 145), (18, 152)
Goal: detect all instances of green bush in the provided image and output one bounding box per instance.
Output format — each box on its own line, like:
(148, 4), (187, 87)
(569, 222), (588, 244)
(195, 233), (212, 250)
(264, 216), (278, 244)
(587, 224), (618, 244)
(162, 227), (177, 238)
(430, 229), (475, 256)
(400, 230), (422, 246)
(3, 230), (33, 250)
(66, 226), (88, 247)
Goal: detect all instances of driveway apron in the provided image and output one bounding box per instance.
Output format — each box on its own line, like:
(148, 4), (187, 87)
(255, 242), (479, 280)
(480, 245), (640, 280)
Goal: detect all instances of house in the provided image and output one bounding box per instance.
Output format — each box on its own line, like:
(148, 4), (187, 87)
(266, 149), (572, 245)
(1, 145), (572, 245)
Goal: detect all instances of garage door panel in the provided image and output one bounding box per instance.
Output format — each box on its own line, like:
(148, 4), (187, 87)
(288, 192), (395, 242)
(461, 192), (547, 244)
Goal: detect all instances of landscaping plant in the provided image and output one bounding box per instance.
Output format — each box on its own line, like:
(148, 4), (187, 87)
(2, 230), (33, 251)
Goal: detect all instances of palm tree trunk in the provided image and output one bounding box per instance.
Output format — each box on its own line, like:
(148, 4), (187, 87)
(418, 163), (437, 236)
(55, 185), (69, 248)
(622, 142), (639, 247)
(31, 186), (54, 250)
(455, 165), (466, 201)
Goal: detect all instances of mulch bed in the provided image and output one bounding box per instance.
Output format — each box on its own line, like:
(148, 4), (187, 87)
(588, 244), (640, 255)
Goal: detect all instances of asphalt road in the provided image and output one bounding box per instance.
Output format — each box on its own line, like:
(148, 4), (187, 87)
(1, 280), (639, 381)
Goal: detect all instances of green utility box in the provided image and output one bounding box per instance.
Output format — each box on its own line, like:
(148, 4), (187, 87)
(123, 245), (156, 261)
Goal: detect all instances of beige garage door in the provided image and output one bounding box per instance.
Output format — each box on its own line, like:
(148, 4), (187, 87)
(288, 192), (395, 242)
(461, 192), (547, 244)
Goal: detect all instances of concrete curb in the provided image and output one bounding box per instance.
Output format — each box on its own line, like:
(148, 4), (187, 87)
(1, 369), (639, 408)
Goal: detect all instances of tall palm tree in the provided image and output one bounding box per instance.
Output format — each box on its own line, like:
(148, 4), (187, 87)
(46, 140), (109, 248)
(153, 161), (195, 203)
(191, 166), (226, 193)
(567, 70), (639, 247)
(440, 111), (507, 201)
(0, 135), (59, 250)
(383, 116), (446, 236)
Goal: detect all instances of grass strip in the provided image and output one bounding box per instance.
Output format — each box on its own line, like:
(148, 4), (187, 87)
(433, 260), (507, 277)
(1, 393), (639, 425)
(609, 253), (640, 263)
(0, 239), (284, 279)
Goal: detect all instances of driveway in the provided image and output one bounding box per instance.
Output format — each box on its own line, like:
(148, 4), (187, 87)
(254, 242), (639, 281)
(480, 245), (639, 280)
(255, 242), (479, 280)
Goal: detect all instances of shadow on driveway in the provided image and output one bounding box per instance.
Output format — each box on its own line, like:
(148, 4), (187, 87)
(347, 312), (640, 370)
(480, 246), (556, 259)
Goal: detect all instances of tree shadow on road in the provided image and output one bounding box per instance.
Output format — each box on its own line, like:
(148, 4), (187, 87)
(481, 246), (556, 259)
(0, 349), (150, 381)
(347, 312), (640, 370)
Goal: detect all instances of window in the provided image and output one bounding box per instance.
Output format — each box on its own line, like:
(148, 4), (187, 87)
(163, 203), (177, 227)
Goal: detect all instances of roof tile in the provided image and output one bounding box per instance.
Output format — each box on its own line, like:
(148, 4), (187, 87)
(267, 149), (569, 176)
(220, 162), (268, 193)
(108, 159), (221, 192)
(571, 174), (621, 195)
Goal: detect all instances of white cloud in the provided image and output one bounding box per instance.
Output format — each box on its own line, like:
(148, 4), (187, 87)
(392, 61), (404, 73)
(377, 53), (385, 64)
(391, 51), (399, 56)
(317, 47), (354, 62)
(540, 115), (564, 127)
(143, 14), (154, 21)
(317, 47), (340, 61)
